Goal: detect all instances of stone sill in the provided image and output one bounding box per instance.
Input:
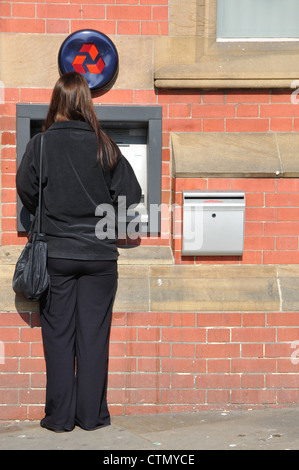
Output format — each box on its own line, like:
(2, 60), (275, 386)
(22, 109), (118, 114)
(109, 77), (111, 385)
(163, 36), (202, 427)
(155, 64), (297, 89)
(1, 250), (299, 313)
(155, 79), (291, 90)
(118, 246), (173, 265)
(0, 245), (173, 314)
(0, 245), (174, 266)
(171, 132), (299, 178)
(155, 76), (294, 89)
(154, 38), (299, 89)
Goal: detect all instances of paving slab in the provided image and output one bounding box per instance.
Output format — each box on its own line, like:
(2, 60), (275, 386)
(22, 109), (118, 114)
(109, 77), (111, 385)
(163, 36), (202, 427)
(0, 408), (298, 451)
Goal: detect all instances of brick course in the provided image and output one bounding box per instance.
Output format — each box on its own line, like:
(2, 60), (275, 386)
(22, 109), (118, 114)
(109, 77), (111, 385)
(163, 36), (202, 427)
(3, 87), (299, 259)
(0, 0), (169, 36)
(1, 311), (299, 419)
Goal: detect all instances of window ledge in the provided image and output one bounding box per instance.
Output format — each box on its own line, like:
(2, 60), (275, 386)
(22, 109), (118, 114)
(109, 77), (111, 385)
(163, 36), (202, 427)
(155, 64), (298, 89)
(171, 132), (299, 178)
(154, 38), (299, 89)
(118, 246), (173, 265)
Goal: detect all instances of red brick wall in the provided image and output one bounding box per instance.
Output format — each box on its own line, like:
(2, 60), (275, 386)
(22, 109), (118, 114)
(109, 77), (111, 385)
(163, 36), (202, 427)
(1, 2), (299, 419)
(172, 177), (299, 265)
(0, 0), (169, 35)
(3, 87), (299, 260)
(1, 310), (299, 420)
(165, 89), (299, 264)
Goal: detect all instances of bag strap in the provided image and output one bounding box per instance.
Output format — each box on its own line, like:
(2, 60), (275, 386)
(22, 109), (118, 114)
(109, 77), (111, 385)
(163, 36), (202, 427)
(37, 135), (44, 235)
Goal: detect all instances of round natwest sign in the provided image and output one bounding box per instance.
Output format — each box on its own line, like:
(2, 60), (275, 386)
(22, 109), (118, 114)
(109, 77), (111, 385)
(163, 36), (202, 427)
(58, 29), (119, 91)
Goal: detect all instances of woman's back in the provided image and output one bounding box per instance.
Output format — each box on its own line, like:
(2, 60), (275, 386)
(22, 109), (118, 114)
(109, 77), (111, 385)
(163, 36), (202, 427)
(17, 120), (141, 260)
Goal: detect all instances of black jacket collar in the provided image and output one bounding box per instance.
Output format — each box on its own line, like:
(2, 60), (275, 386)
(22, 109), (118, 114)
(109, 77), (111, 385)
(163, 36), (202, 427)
(48, 121), (93, 132)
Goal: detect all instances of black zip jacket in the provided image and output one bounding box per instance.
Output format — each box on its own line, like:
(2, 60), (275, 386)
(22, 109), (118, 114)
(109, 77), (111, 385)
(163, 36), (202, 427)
(16, 120), (142, 260)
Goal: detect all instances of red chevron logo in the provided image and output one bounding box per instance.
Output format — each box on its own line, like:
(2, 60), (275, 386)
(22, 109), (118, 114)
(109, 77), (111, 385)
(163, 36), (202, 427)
(72, 44), (105, 74)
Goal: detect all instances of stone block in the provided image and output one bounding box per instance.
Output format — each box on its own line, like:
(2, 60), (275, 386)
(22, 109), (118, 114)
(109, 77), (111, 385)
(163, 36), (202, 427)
(2, 246), (299, 315)
(114, 265), (149, 312)
(278, 265), (299, 312)
(171, 132), (299, 178)
(0, 34), (153, 90)
(149, 265), (280, 312)
(276, 134), (299, 177)
(118, 246), (173, 265)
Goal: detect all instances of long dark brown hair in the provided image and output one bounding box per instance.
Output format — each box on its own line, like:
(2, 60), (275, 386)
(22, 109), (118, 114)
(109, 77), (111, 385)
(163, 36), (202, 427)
(42, 72), (119, 169)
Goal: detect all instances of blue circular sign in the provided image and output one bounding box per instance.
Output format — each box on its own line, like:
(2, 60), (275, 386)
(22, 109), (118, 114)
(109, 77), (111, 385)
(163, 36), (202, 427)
(58, 29), (119, 91)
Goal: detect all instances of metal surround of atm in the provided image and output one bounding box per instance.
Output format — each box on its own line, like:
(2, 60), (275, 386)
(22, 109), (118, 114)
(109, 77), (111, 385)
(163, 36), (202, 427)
(16, 103), (162, 234)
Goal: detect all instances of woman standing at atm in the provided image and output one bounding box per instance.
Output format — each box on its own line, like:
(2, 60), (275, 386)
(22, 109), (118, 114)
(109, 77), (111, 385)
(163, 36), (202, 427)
(16, 72), (141, 432)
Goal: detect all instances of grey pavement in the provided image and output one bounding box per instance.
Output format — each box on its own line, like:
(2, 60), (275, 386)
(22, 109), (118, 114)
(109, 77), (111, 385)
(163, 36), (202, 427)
(0, 407), (298, 451)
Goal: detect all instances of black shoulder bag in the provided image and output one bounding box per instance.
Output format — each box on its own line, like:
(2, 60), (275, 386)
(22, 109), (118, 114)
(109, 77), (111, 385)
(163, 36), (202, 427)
(12, 135), (50, 301)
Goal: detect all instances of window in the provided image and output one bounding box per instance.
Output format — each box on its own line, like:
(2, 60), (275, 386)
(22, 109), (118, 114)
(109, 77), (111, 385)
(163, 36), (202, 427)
(217, 0), (299, 41)
(154, 0), (299, 89)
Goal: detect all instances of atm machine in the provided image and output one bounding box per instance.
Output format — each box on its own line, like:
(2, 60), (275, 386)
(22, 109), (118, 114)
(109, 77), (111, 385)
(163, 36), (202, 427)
(16, 104), (162, 237)
(103, 126), (148, 225)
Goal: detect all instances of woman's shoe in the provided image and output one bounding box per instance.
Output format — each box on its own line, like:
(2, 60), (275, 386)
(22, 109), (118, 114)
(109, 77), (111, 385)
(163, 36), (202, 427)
(40, 419), (74, 433)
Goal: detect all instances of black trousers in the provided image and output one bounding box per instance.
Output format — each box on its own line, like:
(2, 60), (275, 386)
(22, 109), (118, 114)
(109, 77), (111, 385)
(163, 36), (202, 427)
(39, 258), (118, 431)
